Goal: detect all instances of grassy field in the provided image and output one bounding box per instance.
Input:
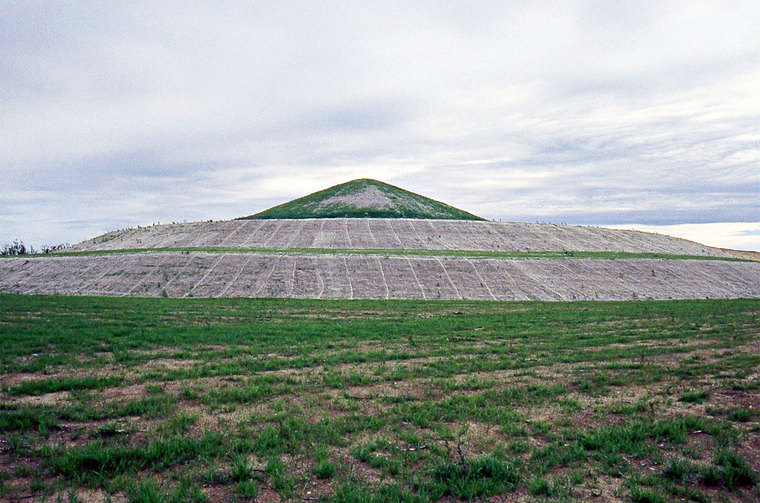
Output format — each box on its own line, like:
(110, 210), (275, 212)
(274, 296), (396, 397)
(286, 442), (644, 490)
(0, 294), (758, 502)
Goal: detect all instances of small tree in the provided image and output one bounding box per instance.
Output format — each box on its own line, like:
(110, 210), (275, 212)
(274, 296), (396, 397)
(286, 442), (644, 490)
(0, 240), (35, 256)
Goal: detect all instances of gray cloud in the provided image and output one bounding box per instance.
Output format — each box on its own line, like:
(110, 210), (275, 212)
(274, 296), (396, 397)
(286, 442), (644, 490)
(1, 1), (758, 249)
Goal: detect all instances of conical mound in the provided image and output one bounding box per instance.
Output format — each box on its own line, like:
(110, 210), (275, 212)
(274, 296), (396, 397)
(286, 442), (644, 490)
(239, 179), (484, 220)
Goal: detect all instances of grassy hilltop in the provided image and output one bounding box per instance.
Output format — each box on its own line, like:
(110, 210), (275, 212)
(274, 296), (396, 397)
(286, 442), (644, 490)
(239, 179), (485, 220)
(1, 294), (758, 501)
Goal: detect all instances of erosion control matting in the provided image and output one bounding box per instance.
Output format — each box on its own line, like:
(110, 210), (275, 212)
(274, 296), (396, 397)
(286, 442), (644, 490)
(1, 252), (758, 300)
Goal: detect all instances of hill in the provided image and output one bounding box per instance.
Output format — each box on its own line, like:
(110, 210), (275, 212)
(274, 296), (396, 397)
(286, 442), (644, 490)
(239, 178), (485, 220)
(2, 179), (758, 301)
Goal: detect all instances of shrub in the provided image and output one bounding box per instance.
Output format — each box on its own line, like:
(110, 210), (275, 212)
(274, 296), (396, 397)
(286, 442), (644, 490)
(0, 240), (34, 256)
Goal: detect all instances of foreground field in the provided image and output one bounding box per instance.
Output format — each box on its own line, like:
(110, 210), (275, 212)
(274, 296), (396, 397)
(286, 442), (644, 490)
(0, 295), (758, 502)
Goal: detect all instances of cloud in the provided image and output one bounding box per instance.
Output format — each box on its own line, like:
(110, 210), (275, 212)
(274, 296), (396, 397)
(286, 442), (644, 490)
(0, 1), (758, 248)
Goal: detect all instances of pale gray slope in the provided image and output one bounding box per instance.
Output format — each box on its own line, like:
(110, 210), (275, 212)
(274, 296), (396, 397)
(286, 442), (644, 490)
(1, 253), (758, 301)
(68, 219), (735, 257)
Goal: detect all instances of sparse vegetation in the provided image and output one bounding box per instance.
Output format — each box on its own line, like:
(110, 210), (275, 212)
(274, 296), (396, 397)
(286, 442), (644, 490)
(0, 294), (757, 501)
(41, 243), (69, 253)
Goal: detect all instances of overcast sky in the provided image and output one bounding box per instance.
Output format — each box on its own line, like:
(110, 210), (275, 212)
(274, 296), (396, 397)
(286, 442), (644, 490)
(2, 1), (758, 250)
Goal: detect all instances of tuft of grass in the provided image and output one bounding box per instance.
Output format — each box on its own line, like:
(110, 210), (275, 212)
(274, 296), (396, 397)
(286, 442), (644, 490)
(661, 457), (699, 484)
(127, 479), (163, 503)
(118, 395), (178, 419)
(727, 408), (756, 422)
(235, 479), (257, 500)
(126, 479), (208, 503)
(679, 390), (711, 404)
(313, 459), (336, 479)
(705, 449), (758, 490)
(231, 455), (253, 482)
(630, 485), (667, 503)
(265, 456), (295, 499)
(430, 456), (522, 500)
(528, 477), (551, 496)
(312, 445), (336, 479)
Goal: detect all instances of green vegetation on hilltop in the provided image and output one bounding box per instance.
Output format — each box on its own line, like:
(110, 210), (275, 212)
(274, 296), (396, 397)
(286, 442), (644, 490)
(1, 294), (758, 501)
(239, 178), (485, 220)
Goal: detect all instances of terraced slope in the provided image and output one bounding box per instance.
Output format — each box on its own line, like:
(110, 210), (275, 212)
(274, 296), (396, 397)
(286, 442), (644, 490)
(68, 219), (737, 257)
(2, 252), (759, 300)
(239, 179), (485, 220)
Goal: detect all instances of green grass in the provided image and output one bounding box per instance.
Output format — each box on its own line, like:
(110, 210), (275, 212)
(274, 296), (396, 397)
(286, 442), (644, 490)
(238, 178), (485, 220)
(0, 294), (758, 501)
(5, 375), (123, 396)
(19, 245), (750, 262)
(679, 389), (711, 404)
(430, 455), (522, 499)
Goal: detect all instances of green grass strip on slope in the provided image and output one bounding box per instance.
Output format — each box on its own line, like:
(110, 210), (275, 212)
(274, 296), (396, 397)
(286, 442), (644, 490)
(9, 247), (751, 262)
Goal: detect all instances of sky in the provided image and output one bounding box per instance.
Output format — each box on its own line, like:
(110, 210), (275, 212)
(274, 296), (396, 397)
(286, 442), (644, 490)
(2, 1), (758, 250)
